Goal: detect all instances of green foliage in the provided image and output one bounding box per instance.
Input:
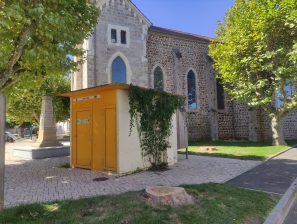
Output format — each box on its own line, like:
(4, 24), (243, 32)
(179, 140), (297, 160)
(209, 0), (297, 113)
(0, 184), (279, 224)
(209, 0), (297, 145)
(2, 73), (70, 125)
(129, 85), (185, 168)
(0, 0), (99, 88)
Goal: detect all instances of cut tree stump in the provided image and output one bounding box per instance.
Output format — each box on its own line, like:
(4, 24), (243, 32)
(200, 147), (218, 152)
(145, 186), (193, 207)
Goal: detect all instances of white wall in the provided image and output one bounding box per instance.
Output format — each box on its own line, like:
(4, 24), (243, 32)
(167, 113), (178, 165)
(116, 89), (178, 174)
(56, 121), (70, 136)
(117, 90), (146, 174)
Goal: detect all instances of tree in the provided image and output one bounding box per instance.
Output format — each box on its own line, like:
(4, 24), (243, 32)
(0, 0), (99, 89)
(209, 0), (297, 145)
(3, 72), (70, 125)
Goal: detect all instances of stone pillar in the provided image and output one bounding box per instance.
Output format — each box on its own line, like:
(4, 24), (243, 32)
(248, 107), (258, 142)
(172, 49), (188, 148)
(33, 96), (62, 147)
(206, 62), (219, 141)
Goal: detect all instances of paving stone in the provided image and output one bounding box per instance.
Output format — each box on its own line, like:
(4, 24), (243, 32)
(4, 142), (260, 208)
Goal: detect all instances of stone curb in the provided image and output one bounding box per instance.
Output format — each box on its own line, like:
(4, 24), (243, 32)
(264, 144), (297, 162)
(13, 146), (70, 159)
(263, 178), (297, 224)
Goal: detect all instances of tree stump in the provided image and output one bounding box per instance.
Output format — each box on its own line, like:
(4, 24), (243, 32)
(146, 186), (193, 207)
(200, 147), (218, 152)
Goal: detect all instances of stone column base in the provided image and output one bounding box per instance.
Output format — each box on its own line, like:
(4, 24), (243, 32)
(33, 128), (62, 148)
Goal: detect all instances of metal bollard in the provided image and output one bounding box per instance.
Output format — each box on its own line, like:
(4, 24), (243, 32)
(0, 95), (6, 211)
(186, 147), (188, 159)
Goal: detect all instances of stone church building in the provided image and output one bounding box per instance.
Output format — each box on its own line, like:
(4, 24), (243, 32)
(72, 0), (297, 142)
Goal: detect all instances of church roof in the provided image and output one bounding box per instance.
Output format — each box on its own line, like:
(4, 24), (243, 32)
(150, 26), (216, 42)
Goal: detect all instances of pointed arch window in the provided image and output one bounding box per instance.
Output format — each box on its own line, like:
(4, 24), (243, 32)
(112, 56), (126, 84)
(154, 66), (164, 91)
(187, 70), (197, 110)
(216, 78), (225, 110)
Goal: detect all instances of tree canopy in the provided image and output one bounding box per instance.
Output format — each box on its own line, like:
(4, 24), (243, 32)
(3, 73), (70, 125)
(209, 0), (297, 145)
(0, 0), (99, 89)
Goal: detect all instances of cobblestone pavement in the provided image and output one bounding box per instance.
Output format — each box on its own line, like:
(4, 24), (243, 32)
(4, 140), (261, 208)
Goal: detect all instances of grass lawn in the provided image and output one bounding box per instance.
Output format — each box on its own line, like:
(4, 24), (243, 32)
(0, 183), (279, 224)
(179, 140), (297, 160)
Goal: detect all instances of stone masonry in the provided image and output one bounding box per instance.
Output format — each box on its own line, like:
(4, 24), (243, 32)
(74, 0), (151, 89)
(34, 96), (62, 147)
(73, 0), (297, 142)
(147, 27), (217, 141)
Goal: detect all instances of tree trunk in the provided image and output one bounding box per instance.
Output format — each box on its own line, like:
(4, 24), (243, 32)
(270, 114), (286, 146)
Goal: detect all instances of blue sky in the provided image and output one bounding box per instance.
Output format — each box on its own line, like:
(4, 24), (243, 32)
(132, 0), (235, 38)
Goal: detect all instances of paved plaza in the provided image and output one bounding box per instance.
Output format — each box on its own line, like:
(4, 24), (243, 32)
(4, 140), (260, 208)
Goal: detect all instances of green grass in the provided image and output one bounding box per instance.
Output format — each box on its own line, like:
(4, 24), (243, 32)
(0, 183), (279, 224)
(179, 140), (297, 160)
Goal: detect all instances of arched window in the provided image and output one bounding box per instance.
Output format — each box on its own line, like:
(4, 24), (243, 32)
(216, 78), (225, 110)
(154, 66), (164, 91)
(112, 56), (126, 84)
(187, 70), (197, 110)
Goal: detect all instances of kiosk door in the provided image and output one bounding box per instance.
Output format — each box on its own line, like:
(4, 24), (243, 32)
(76, 110), (92, 168)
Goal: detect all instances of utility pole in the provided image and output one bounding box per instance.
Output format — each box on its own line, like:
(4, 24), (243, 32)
(0, 95), (5, 211)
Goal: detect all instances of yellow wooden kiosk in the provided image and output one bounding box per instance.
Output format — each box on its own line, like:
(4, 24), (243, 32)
(62, 84), (179, 174)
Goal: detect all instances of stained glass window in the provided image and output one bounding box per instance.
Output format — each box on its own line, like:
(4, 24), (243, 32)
(154, 66), (164, 91)
(187, 70), (197, 110)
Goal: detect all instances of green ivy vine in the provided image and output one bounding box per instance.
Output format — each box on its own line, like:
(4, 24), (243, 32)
(129, 84), (185, 170)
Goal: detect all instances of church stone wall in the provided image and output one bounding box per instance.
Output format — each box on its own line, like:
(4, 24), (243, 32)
(282, 111), (297, 140)
(283, 84), (297, 140)
(73, 0), (151, 91)
(217, 101), (249, 140)
(147, 30), (216, 141)
(72, 0), (297, 142)
(95, 0), (150, 87)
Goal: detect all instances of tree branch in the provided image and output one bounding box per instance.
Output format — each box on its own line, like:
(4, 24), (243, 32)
(0, 22), (36, 88)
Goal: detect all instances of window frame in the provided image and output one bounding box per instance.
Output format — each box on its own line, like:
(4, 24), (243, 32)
(111, 56), (127, 84)
(111, 29), (117, 43)
(107, 24), (130, 47)
(153, 65), (165, 91)
(186, 69), (198, 111)
(121, 30), (127, 45)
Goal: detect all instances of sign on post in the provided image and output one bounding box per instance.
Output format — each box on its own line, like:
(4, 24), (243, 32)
(0, 95), (5, 211)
